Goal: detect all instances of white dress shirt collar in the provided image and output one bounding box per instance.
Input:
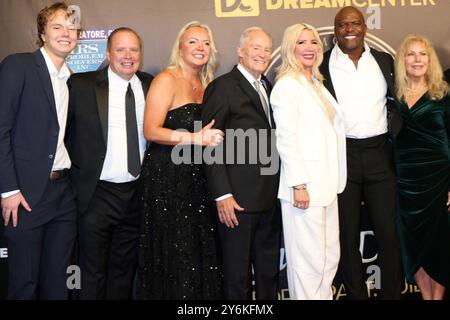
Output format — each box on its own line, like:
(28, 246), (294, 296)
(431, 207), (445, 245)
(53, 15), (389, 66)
(108, 67), (139, 89)
(40, 47), (71, 80)
(237, 63), (262, 85)
(332, 42), (372, 63)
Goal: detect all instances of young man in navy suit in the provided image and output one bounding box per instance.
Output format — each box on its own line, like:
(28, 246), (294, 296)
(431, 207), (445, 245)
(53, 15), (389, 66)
(0, 2), (79, 299)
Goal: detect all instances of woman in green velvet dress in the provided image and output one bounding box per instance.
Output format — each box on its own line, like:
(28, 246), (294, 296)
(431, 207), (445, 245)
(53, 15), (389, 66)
(394, 34), (450, 300)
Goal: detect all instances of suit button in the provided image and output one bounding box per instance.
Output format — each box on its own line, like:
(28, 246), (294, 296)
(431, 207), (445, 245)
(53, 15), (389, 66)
(49, 154), (54, 159)
(53, 132), (58, 137)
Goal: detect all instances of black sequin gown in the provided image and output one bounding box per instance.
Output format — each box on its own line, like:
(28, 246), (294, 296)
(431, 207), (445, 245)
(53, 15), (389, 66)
(137, 103), (222, 300)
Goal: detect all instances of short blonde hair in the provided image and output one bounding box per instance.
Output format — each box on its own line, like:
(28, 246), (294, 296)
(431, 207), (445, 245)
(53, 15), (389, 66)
(395, 34), (448, 101)
(167, 21), (218, 87)
(276, 23), (324, 82)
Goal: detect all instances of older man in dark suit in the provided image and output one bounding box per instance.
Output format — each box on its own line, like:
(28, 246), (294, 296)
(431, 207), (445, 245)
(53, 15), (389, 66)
(202, 27), (281, 300)
(319, 6), (402, 300)
(0, 2), (78, 299)
(66, 27), (152, 299)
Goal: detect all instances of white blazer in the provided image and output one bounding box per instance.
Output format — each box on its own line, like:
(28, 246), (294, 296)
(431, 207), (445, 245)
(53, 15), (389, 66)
(271, 73), (347, 207)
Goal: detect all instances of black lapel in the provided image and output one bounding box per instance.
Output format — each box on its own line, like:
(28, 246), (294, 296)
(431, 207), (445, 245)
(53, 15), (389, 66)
(136, 71), (152, 96)
(320, 50), (337, 100)
(261, 74), (276, 128)
(232, 66), (270, 125)
(34, 50), (57, 118)
(370, 48), (395, 98)
(370, 48), (403, 138)
(95, 67), (109, 147)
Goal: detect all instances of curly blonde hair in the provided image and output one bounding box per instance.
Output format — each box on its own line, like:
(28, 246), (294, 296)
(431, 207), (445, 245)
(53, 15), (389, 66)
(395, 34), (449, 101)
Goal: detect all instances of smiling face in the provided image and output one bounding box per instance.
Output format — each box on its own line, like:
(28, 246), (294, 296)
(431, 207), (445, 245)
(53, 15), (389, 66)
(179, 26), (211, 69)
(294, 29), (320, 75)
(238, 30), (272, 79)
(334, 7), (367, 54)
(107, 30), (141, 81)
(41, 9), (78, 60)
(404, 41), (429, 82)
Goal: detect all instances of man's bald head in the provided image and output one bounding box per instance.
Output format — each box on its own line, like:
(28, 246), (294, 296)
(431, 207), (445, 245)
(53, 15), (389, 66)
(334, 6), (367, 55)
(334, 6), (365, 26)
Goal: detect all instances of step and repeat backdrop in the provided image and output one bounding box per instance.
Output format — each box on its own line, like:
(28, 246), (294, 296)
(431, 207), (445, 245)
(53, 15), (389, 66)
(1, 0), (449, 300)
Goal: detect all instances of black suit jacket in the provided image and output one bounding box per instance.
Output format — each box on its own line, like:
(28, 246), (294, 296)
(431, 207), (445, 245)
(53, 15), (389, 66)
(66, 67), (153, 214)
(320, 47), (402, 139)
(0, 50), (61, 206)
(201, 66), (279, 212)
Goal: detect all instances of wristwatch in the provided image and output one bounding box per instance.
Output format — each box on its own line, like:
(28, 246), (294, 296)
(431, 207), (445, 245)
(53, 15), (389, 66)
(293, 184), (307, 191)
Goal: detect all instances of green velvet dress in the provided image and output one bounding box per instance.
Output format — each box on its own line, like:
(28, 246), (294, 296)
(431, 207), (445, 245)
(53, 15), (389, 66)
(394, 93), (450, 287)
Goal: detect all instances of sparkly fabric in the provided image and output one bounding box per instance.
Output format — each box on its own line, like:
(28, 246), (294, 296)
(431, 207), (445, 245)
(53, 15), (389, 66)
(137, 104), (223, 300)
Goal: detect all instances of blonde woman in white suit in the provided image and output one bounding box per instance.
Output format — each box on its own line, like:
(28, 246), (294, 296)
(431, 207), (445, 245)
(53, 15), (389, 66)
(270, 23), (347, 300)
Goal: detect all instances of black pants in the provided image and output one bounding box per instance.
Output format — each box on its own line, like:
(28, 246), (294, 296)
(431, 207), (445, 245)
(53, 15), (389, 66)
(217, 204), (281, 300)
(338, 134), (402, 300)
(77, 180), (141, 300)
(3, 177), (76, 299)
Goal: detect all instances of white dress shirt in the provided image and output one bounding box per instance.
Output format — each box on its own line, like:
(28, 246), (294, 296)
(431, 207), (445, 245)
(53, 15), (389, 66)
(329, 42), (388, 139)
(99, 68), (146, 183)
(2, 47), (71, 199)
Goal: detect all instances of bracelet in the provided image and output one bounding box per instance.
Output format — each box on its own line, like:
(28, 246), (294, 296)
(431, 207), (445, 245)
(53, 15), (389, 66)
(293, 184), (307, 191)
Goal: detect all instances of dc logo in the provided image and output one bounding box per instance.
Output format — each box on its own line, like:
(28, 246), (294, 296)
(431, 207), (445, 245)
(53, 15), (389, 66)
(215, 0), (260, 17)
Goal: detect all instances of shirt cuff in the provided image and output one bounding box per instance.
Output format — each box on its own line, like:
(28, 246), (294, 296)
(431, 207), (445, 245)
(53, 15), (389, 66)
(215, 193), (233, 201)
(1, 190), (20, 199)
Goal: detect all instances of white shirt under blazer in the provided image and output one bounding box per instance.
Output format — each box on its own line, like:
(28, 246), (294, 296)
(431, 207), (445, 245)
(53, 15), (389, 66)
(270, 73), (347, 206)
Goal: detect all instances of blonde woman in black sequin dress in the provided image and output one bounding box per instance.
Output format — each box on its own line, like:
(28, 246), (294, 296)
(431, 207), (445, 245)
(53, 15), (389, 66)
(137, 21), (223, 299)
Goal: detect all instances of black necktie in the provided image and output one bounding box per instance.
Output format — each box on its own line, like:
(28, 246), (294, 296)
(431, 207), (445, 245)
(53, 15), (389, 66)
(126, 83), (140, 177)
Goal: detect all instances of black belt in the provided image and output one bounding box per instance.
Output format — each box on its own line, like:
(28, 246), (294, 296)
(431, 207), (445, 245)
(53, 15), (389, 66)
(49, 169), (69, 181)
(346, 133), (388, 148)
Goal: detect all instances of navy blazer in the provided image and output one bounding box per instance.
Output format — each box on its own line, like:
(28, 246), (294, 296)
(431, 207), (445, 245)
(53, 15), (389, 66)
(0, 50), (61, 206)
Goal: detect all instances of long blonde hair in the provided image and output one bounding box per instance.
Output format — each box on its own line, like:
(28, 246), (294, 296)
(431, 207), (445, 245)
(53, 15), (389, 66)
(276, 23), (324, 82)
(167, 21), (218, 88)
(395, 34), (448, 101)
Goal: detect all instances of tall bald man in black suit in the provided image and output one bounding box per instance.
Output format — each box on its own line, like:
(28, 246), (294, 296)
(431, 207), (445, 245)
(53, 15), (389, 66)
(319, 6), (403, 299)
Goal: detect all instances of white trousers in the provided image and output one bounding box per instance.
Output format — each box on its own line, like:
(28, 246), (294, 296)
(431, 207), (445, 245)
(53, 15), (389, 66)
(281, 198), (340, 300)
